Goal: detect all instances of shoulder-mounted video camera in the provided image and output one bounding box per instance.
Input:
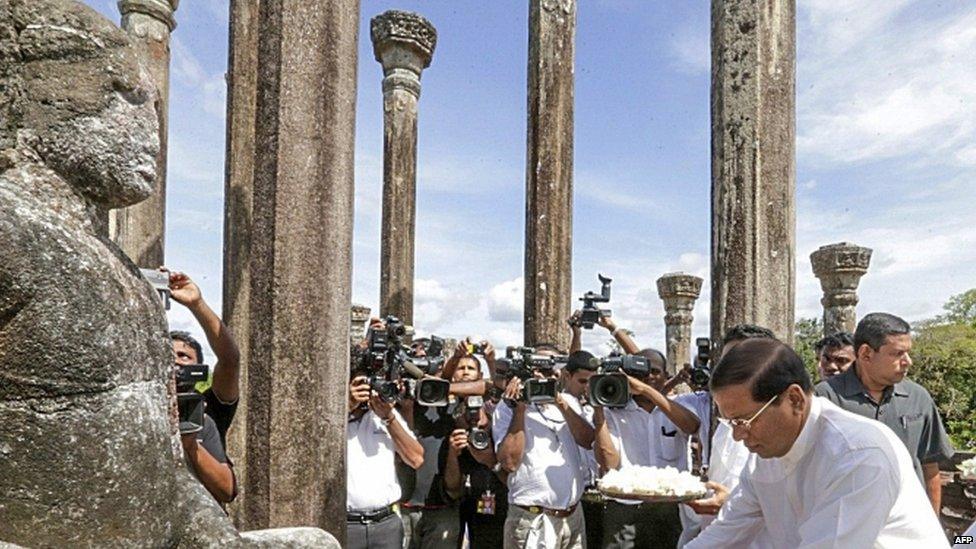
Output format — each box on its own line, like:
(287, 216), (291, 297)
(587, 354), (650, 408)
(496, 346), (560, 404)
(360, 316), (450, 407)
(574, 274), (612, 329)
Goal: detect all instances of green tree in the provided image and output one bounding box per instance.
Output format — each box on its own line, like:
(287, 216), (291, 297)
(794, 317), (822, 381)
(909, 316), (976, 450)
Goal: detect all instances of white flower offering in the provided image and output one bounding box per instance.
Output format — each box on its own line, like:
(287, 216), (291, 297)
(958, 456), (976, 481)
(598, 466), (707, 498)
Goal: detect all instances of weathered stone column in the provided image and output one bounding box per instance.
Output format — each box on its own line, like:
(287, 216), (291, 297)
(350, 303), (371, 343)
(524, 0), (576, 350)
(222, 0), (260, 530)
(657, 273), (704, 374)
(109, 0), (178, 267)
(810, 242), (872, 336)
(240, 0), (359, 542)
(710, 0), (796, 345)
(372, 11), (436, 325)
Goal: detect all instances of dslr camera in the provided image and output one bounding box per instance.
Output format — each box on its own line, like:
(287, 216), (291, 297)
(176, 364), (209, 434)
(690, 337), (712, 389)
(496, 346), (559, 404)
(587, 355), (650, 408)
(361, 316), (450, 406)
(459, 395), (491, 451)
(572, 274), (612, 330)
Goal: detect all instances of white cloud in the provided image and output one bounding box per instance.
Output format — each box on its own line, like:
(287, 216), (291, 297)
(170, 37), (226, 120)
(488, 277), (523, 323)
(668, 26), (709, 75)
(797, 5), (976, 168)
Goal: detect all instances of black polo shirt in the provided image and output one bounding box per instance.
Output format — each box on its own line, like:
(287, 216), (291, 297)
(814, 364), (954, 486)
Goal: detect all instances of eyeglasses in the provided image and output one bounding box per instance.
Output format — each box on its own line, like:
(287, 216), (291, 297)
(719, 394), (779, 430)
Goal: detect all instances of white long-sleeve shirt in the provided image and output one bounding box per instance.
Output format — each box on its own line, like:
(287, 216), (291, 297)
(687, 397), (948, 549)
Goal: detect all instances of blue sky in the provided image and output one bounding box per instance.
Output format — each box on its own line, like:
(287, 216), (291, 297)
(86, 0), (976, 360)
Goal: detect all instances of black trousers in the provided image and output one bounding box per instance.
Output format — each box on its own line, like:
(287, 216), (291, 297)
(347, 512), (404, 549)
(602, 500), (681, 549)
(458, 496), (506, 549)
(582, 497), (605, 549)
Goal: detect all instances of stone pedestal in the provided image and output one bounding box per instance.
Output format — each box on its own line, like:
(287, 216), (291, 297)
(238, 0), (359, 543)
(222, 0), (260, 530)
(372, 11), (436, 325)
(350, 303), (371, 343)
(109, 0), (179, 267)
(810, 242), (872, 336)
(524, 0), (576, 349)
(657, 273), (704, 374)
(710, 0), (796, 344)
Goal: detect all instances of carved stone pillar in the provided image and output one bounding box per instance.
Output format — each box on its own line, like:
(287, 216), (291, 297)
(524, 0), (576, 350)
(657, 273), (704, 375)
(350, 304), (371, 343)
(710, 0), (796, 344)
(371, 11), (436, 325)
(222, 0), (260, 530)
(109, 0), (179, 267)
(810, 242), (872, 336)
(240, 0), (359, 542)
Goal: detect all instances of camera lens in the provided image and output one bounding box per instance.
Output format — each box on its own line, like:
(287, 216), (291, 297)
(469, 428), (491, 451)
(588, 374), (630, 408)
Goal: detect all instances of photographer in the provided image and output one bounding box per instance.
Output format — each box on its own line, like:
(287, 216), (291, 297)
(348, 367), (424, 549)
(175, 364), (236, 504)
(493, 345), (594, 549)
(166, 269), (240, 445)
(591, 348), (701, 549)
(443, 353), (508, 548)
(397, 340), (478, 549)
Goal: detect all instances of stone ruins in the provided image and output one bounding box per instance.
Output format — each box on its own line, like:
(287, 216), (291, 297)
(10, 0), (973, 546)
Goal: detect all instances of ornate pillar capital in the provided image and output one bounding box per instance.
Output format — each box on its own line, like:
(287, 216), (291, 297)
(118, 0), (178, 32)
(657, 272), (704, 374)
(370, 10), (437, 98)
(810, 242), (872, 335)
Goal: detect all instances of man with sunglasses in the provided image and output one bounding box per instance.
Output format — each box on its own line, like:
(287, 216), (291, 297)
(592, 348), (702, 548)
(685, 338), (948, 548)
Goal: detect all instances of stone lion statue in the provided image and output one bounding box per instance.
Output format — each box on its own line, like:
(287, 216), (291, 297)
(0, 1), (334, 546)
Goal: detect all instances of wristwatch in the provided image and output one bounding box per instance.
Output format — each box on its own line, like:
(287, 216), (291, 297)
(381, 415), (395, 427)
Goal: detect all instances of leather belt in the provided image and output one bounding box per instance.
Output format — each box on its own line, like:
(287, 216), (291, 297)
(347, 504), (396, 523)
(515, 502), (578, 518)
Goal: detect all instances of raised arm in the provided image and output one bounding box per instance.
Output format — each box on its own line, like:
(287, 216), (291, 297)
(494, 378), (527, 473)
(592, 406), (620, 472)
(556, 394), (595, 449)
(598, 316), (641, 355)
(167, 270), (240, 402)
(628, 376), (700, 435)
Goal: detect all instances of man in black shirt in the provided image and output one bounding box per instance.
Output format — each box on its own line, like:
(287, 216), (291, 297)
(444, 354), (507, 548)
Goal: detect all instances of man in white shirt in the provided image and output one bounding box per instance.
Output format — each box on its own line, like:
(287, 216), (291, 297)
(687, 338), (948, 548)
(347, 373), (424, 549)
(494, 363), (595, 549)
(592, 348), (702, 549)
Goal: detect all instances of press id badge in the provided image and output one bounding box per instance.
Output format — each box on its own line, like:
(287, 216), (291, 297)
(477, 490), (496, 515)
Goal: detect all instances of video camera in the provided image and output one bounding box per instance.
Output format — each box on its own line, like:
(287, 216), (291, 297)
(691, 337), (712, 389)
(496, 346), (560, 404)
(573, 274), (612, 329)
(361, 316), (450, 406)
(176, 364), (208, 434)
(587, 355), (650, 407)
